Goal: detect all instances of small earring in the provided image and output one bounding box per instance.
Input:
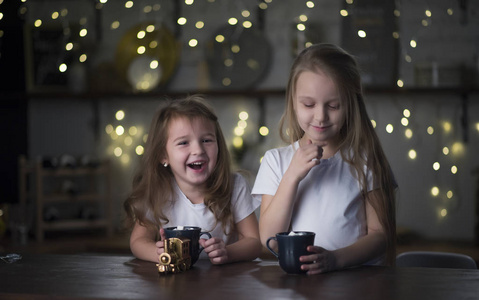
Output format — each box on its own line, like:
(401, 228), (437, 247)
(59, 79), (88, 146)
(163, 162), (168, 167)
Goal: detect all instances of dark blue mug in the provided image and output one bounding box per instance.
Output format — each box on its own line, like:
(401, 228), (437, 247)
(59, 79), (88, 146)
(164, 226), (212, 266)
(266, 231), (316, 274)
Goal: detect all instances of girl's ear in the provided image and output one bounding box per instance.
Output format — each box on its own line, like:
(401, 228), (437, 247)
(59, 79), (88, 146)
(162, 155), (169, 168)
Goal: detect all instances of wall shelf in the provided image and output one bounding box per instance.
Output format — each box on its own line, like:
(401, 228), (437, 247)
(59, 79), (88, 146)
(19, 156), (114, 242)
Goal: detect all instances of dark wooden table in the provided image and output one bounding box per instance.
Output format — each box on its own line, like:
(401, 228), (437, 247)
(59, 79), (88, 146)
(1, 253), (478, 299)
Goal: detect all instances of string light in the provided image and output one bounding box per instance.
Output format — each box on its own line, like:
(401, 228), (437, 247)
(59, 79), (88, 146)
(239, 112), (249, 120)
(79, 54), (87, 62)
(386, 124), (394, 133)
(233, 137), (243, 148)
(431, 186), (439, 196)
(259, 126), (269, 136)
(446, 190), (453, 199)
(111, 21), (120, 29)
(146, 25), (155, 32)
(59, 63), (67, 72)
(234, 126), (245, 136)
(297, 24), (306, 31)
(114, 147), (123, 157)
(121, 154), (130, 164)
(115, 110), (125, 121)
(105, 125), (113, 134)
(150, 60), (159, 69)
(137, 31), (146, 39)
(115, 126), (125, 136)
(135, 145), (144, 155)
(177, 17), (187, 25)
(408, 149), (417, 160)
(442, 147), (449, 155)
(124, 136), (133, 146)
(451, 166), (458, 174)
(222, 78), (231, 86)
(128, 126), (138, 136)
(188, 39), (198, 47)
(79, 28), (88, 37)
(405, 128), (413, 139)
(451, 142), (464, 155)
(143, 5), (152, 13)
(243, 21), (252, 28)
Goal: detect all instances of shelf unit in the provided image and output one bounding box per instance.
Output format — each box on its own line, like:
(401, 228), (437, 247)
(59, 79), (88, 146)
(19, 156), (113, 242)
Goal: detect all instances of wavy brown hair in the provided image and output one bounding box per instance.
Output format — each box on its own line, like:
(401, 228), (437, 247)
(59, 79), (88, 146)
(124, 95), (234, 236)
(279, 43), (397, 265)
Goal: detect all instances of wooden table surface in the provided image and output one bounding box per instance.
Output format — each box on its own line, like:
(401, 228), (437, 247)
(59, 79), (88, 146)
(1, 253), (479, 300)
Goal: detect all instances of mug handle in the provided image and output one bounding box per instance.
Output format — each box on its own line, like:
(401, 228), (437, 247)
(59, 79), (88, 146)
(199, 232), (212, 253)
(266, 236), (279, 258)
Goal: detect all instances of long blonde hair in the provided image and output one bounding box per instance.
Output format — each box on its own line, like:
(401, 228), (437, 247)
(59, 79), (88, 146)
(124, 95), (234, 235)
(279, 43), (397, 265)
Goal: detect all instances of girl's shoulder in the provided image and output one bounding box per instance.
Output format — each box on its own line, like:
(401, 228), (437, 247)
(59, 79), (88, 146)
(264, 142), (298, 159)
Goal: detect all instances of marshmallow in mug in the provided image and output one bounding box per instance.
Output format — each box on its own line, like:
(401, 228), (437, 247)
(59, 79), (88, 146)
(288, 231), (308, 236)
(174, 226), (194, 230)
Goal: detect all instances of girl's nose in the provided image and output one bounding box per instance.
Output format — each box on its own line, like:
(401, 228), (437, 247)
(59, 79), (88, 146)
(314, 106), (327, 122)
(191, 141), (205, 155)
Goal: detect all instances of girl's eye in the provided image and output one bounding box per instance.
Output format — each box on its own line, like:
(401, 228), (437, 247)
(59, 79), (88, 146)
(202, 139), (214, 143)
(303, 103), (314, 108)
(329, 104), (339, 109)
(177, 141), (188, 146)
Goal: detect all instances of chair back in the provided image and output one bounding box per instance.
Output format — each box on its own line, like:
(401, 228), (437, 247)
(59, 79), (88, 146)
(396, 251), (477, 269)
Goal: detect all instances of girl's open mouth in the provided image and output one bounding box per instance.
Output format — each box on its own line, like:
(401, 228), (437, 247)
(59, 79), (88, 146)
(188, 162), (204, 170)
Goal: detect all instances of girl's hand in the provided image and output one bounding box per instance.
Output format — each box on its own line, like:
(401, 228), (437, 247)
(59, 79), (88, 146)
(287, 140), (324, 182)
(299, 245), (338, 275)
(155, 228), (167, 256)
(199, 237), (228, 265)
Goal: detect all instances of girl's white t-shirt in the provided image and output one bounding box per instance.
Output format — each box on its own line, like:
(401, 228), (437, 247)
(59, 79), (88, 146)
(159, 173), (259, 258)
(252, 142), (375, 253)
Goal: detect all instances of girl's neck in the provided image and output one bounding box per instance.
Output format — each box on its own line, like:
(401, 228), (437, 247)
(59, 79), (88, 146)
(177, 182), (205, 204)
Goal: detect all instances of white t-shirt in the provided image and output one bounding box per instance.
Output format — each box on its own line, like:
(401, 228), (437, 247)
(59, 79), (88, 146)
(160, 173), (259, 258)
(252, 142), (375, 253)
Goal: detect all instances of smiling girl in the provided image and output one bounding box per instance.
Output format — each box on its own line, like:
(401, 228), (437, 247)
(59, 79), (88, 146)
(124, 95), (261, 264)
(252, 44), (397, 274)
